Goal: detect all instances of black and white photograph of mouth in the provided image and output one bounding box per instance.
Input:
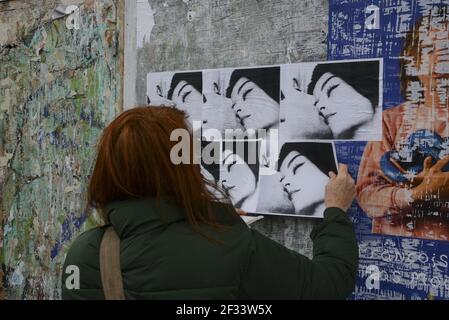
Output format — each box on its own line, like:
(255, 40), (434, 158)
(224, 66), (280, 132)
(256, 141), (338, 218)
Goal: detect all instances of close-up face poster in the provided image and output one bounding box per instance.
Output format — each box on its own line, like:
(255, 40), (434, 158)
(147, 59), (380, 219)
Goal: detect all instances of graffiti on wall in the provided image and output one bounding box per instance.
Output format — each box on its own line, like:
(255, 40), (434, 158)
(0, 0), (121, 299)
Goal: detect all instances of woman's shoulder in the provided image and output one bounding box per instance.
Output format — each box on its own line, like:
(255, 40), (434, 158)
(71, 226), (106, 247)
(62, 226), (107, 299)
(63, 226), (106, 267)
(209, 201), (247, 226)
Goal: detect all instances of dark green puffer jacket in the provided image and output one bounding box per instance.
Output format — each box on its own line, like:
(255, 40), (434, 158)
(61, 198), (358, 299)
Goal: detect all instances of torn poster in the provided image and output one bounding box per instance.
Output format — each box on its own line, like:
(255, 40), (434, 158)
(329, 0), (449, 300)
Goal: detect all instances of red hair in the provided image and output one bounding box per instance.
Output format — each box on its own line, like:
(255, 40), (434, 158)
(88, 106), (229, 233)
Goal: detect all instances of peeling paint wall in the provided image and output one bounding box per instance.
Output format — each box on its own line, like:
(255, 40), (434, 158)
(134, 0), (329, 257)
(0, 0), (122, 299)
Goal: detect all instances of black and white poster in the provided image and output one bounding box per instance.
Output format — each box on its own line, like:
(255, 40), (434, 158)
(223, 66), (280, 132)
(280, 59), (382, 141)
(219, 140), (261, 212)
(257, 141), (338, 218)
(201, 139), (338, 218)
(146, 58), (381, 218)
(202, 68), (241, 134)
(147, 71), (203, 127)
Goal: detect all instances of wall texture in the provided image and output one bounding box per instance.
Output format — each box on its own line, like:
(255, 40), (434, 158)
(135, 0), (329, 256)
(0, 0), (122, 299)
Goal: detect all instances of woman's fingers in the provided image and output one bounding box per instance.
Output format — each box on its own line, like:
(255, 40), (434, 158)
(235, 208), (246, 216)
(329, 171), (337, 179)
(338, 163), (348, 177)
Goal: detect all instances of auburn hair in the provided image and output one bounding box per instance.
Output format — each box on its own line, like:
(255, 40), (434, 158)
(88, 106), (229, 233)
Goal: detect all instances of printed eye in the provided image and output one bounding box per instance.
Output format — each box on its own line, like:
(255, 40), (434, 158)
(327, 84), (340, 97)
(213, 82), (220, 95)
(242, 88), (254, 101)
(292, 161), (305, 175)
(228, 160), (237, 172)
(293, 78), (301, 91)
(156, 85), (163, 97)
(182, 90), (192, 103)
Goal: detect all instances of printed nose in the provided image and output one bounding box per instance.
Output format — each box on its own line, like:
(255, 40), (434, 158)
(280, 90), (285, 101)
(315, 100), (326, 112)
(221, 180), (231, 191)
(203, 94), (207, 103)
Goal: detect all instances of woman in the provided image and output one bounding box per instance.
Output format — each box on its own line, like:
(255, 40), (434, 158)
(356, 10), (449, 240)
(146, 71), (176, 107)
(307, 60), (380, 140)
(278, 142), (337, 217)
(220, 141), (260, 212)
(256, 171), (295, 215)
(167, 72), (203, 127)
(225, 67), (280, 171)
(62, 106), (358, 299)
(147, 71), (203, 127)
(279, 64), (333, 140)
(202, 69), (242, 134)
(225, 67), (280, 131)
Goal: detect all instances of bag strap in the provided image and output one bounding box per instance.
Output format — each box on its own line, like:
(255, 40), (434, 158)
(100, 226), (126, 300)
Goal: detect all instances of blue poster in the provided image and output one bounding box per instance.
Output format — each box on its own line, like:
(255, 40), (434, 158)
(329, 0), (449, 299)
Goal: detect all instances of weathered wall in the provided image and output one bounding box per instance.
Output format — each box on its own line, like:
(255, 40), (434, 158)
(0, 0), (122, 299)
(135, 0), (329, 256)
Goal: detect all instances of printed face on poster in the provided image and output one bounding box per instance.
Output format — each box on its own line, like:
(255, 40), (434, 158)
(146, 58), (382, 218)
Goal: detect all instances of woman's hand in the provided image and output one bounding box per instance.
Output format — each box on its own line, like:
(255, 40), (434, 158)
(235, 208), (246, 216)
(325, 163), (356, 212)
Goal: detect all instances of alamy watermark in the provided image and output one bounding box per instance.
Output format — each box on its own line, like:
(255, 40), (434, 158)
(169, 120), (279, 170)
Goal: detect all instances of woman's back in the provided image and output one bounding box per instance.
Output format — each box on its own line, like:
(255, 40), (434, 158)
(62, 198), (357, 300)
(63, 198), (251, 299)
(62, 106), (358, 300)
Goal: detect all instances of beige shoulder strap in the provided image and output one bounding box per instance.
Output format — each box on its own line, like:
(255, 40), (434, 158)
(100, 226), (126, 300)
